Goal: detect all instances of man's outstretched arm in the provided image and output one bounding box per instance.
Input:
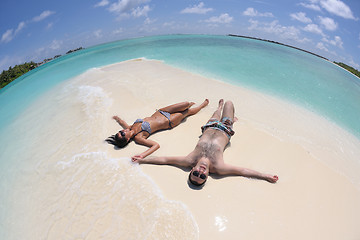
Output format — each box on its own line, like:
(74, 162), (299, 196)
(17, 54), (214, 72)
(131, 155), (193, 168)
(216, 163), (278, 183)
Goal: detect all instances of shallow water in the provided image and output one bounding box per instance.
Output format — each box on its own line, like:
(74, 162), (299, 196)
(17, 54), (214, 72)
(1, 35), (360, 239)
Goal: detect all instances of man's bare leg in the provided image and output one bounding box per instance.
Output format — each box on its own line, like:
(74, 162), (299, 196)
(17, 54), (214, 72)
(206, 99), (224, 123)
(220, 100), (235, 124)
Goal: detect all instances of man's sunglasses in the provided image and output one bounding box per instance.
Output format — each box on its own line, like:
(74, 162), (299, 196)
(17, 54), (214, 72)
(119, 131), (125, 137)
(192, 171), (206, 179)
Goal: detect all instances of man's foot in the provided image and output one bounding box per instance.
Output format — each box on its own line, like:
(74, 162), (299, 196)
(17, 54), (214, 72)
(218, 99), (224, 110)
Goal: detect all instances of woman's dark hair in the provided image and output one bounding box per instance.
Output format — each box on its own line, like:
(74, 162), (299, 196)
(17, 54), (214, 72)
(188, 172), (207, 187)
(106, 133), (129, 148)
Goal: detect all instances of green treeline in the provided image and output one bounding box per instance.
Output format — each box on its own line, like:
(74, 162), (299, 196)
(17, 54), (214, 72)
(0, 62), (36, 88)
(334, 62), (360, 79)
(0, 47), (83, 89)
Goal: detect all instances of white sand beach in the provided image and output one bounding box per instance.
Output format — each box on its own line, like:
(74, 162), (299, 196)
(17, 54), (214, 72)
(101, 59), (360, 239)
(5, 58), (360, 239)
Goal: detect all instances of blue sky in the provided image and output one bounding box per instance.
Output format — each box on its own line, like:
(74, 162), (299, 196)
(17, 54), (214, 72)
(1, 0), (359, 72)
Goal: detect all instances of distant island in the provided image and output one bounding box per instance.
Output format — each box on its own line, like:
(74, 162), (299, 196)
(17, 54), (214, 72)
(333, 62), (360, 78)
(228, 34), (329, 60)
(228, 34), (360, 79)
(0, 47), (83, 89)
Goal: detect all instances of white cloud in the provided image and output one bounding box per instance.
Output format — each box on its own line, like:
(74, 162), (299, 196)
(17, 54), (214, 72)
(1, 29), (14, 43)
(163, 21), (175, 27)
(248, 19), (310, 43)
(49, 39), (62, 50)
(243, 7), (274, 17)
(33, 10), (55, 22)
(95, 0), (109, 7)
(15, 21), (26, 34)
(144, 17), (156, 25)
(300, 0), (356, 20)
(108, 0), (149, 13)
(93, 29), (103, 38)
(1, 21), (26, 43)
(131, 5), (151, 17)
(181, 2), (213, 14)
(162, 21), (177, 29)
(205, 13), (233, 24)
(299, 2), (322, 11)
(303, 23), (325, 36)
(290, 12), (312, 23)
(0, 55), (27, 71)
(322, 35), (343, 48)
(46, 22), (54, 30)
(319, 0), (356, 20)
(1, 10), (55, 44)
(318, 16), (337, 31)
(107, 0), (151, 20)
(348, 58), (360, 69)
(316, 42), (329, 51)
(112, 28), (123, 34)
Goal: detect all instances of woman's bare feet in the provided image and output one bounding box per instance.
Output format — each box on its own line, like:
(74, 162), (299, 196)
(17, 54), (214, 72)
(201, 99), (209, 108)
(187, 99), (209, 116)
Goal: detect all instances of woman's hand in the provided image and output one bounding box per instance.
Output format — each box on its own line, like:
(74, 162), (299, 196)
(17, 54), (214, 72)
(112, 115), (121, 121)
(131, 154), (144, 162)
(112, 116), (131, 129)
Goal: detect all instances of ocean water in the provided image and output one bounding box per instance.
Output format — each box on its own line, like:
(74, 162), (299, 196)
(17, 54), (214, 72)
(1, 34), (360, 239)
(1, 35), (360, 137)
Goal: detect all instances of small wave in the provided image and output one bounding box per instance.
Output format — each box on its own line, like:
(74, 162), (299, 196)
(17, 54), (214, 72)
(77, 85), (112, 120)
(5, 151), (199, 239)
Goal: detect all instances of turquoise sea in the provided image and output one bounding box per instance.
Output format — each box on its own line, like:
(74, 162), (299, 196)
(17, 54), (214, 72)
(1, 34), (360, 239)
(1, 34), (360, 138)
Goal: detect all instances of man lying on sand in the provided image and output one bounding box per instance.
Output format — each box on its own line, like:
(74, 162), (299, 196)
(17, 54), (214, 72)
(132, 99), (278, 187)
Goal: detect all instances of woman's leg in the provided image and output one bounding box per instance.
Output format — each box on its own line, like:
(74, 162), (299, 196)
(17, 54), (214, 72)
(168, 99), (209, 127)
(159, 101), (195, 114)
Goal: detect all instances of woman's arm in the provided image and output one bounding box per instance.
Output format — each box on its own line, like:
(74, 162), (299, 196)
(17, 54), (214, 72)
(132, 137), (160, 159)
(216, 163), (278, 183)
(112, 116), (131, 129)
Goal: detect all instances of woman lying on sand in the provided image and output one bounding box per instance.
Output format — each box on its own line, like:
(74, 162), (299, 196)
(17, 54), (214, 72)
(106, 100), (209, 159)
